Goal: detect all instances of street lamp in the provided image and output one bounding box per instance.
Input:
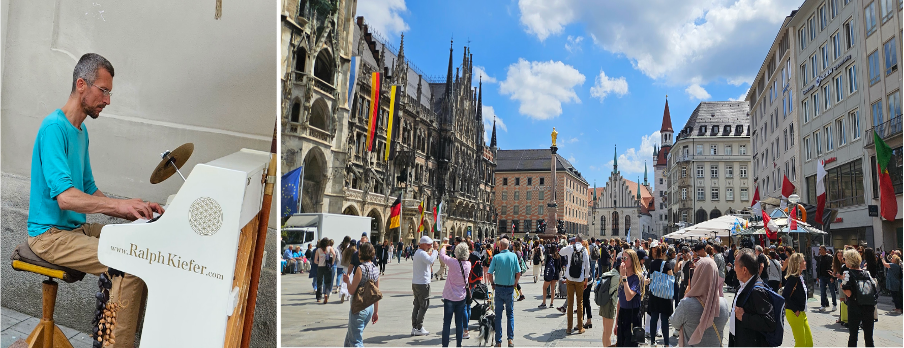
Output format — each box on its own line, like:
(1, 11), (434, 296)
(788, 194), (800, 205)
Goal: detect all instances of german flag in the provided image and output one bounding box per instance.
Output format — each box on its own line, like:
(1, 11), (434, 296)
(389, 194), (401, 229)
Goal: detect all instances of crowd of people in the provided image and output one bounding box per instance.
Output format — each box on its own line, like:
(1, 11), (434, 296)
(280, 232), (903, 347)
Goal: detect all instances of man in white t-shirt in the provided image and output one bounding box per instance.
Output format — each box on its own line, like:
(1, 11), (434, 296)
(411, 236), (438, 336)
(557, 236), (591, 334)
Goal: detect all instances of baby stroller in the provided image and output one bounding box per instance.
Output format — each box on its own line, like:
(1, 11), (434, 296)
(470, 283), (495, 346)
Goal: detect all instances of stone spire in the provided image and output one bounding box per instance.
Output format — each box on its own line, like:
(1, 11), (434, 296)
(490, 117), (497, 149)
(644, 161), (648, 186)
(636, 178), (641, 200)
(613, 145), (618, 174)
(442, 39), (454, 125)
(476, 77), (482, 122)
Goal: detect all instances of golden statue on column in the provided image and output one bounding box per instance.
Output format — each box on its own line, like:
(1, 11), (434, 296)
(551, 127), (558, 147)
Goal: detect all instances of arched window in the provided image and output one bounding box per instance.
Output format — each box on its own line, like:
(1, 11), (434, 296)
(600, 216), (607, 234)
(611, 212), (619, 236)
(309, 98), (330, 131)
(710, 208), (722, 219)
(290, 101), (301, 123)
(313, 50), (335, 85)
(625, 215), (631, 234)
(695, 208), (707, 223)
(294, 47), (307, 73)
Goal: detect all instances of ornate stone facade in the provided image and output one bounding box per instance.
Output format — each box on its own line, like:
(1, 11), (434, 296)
(281, 5), (496, 243)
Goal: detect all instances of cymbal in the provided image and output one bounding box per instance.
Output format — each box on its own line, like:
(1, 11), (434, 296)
(150, 143), (194, 184)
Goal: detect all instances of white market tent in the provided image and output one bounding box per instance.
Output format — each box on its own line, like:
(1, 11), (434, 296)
(663, 215), (750, 239)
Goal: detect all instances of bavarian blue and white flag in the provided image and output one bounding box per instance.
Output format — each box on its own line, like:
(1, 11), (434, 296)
(347, 56), (360, 109)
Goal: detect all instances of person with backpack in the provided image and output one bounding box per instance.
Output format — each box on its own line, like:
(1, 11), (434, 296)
(343, 242), (381, 347)
(314, 237), (337, 304)
(539, 244), (563, 309)
(670, 257), (730, 347)
(532, 242), (544, 283)
(782, 252), (813, 347)
(841, 249), (878, 347)
(728, 248), (777, 347)
(597, 266), (620, 347)
(645, 244), (674, 346)
(558, 236), (591, 335)
(581, 241), (595, 329)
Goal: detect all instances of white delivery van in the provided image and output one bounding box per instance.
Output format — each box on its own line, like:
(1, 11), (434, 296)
(283, 213), (372, 251)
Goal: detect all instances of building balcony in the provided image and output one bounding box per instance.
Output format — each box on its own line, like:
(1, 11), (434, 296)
(313, 76), (336, 95)
(306, 126), (332, 145)
(865, 117), (902, 148)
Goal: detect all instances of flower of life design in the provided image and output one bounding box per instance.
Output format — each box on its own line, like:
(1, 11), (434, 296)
(189, 197), (223, 236)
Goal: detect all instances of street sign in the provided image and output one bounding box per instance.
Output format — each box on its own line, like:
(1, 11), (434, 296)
(869, 205), (879, 217)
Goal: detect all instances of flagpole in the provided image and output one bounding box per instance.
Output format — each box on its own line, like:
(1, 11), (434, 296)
(297, 165), (303, 214)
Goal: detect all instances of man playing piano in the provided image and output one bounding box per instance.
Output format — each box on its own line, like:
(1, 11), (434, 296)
(27, 53), (164, 348)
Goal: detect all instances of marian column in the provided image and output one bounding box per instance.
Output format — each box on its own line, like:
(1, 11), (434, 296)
(545, 128), (559, 236)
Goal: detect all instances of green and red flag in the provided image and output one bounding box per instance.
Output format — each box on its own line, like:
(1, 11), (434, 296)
(874, 131), (898, 221)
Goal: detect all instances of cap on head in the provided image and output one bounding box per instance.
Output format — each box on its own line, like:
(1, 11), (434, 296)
(419, 236), (433, 245)
(362, 232), (368, 237)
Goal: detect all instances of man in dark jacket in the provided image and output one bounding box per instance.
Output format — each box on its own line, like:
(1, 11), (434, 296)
(729, 248), (776, 347)
(815, 246), (837, 311)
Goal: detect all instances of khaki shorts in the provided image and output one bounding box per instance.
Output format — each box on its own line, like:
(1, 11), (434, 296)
(599, 299), (617, 319)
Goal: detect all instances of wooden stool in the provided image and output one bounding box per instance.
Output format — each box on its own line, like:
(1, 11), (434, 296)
(10, 243), (85, 348)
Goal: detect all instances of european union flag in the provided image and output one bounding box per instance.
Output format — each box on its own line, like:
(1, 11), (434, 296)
(281, 166), (303, 218)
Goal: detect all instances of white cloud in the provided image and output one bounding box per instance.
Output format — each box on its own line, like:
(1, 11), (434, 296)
(685, 84), (711, 100)
(567, 137), (579, 144)
(473, 66), (497, 84)
(356, 0), (409, 38)
(565, 35), (584, 53)
(604, 131), (660, 178)
(569, 155), (578, 164)
(518, 0), (575, 41)
(499, 59), (585, 120)
(482, 105), (507, 143)
(590, 70), (629, 102)
(517, 0), (798, 86)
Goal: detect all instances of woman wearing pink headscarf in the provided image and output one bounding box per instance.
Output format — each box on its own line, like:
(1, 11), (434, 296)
(669, 257), (730, 346)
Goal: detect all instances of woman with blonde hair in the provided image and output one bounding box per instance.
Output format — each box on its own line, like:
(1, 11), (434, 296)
(782, 253), (813, 346)
(841, 249), (877, 346)
(614, 249), (643, 347)
(881, 254), (903, 313)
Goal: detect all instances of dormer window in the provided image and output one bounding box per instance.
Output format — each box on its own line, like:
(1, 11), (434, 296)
(710, 125), (719, 135)
(698, 126), (707, 135)
(735, 125), (744, 135)
(723, 125), (731, 135)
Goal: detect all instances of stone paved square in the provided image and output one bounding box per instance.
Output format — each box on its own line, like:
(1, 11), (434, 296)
(281, 259), (903, 347)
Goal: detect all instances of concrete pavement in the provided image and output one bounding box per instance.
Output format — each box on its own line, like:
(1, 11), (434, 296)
(280, 257), (904, 347)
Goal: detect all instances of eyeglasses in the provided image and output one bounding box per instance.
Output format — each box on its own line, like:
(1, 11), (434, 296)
(91, 84), (113, 97)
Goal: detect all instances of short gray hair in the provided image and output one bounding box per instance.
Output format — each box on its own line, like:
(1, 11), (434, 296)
(755, 245), (763, 253)
(71, 53), (114, 93)
(454, 242), (470, 260)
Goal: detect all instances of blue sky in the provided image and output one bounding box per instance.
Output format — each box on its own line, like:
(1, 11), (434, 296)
(357, 0), (802, 190)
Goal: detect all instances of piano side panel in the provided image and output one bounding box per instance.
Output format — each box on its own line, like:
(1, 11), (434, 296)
(224, 213), (260, 348)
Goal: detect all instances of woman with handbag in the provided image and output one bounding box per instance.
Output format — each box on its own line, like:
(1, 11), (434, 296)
(645, 244), (674, 346)
(439, 242), (472, 347)
(343, 242), (381, 347)
(782, 252), (813, 347)
(669, 256), (729, 347)
(315, 238), (337, 304)
(833, 249), (849, 327)
(614, 249), (643, 347)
